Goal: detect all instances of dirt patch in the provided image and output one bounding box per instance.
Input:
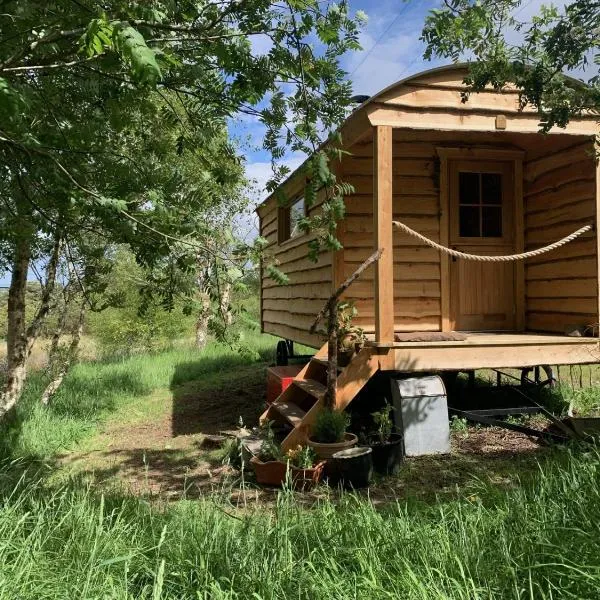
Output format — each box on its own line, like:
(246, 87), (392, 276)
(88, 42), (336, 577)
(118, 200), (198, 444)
(59, 363), (267, 498)
(57, 356), (554, 506)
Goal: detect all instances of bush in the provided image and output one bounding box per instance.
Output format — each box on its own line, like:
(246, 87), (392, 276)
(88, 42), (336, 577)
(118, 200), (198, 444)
(311, 409), (349, 443)
(87, 305), (195, 357)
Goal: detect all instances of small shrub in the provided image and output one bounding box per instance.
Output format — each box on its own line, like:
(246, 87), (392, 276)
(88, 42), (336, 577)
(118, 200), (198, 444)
(221, 437), (244, 469)
(370, 403), (394, 444)
(258, 420), (282, 462)
(450, 415), (468, 433)
(311, 409), (349, 443)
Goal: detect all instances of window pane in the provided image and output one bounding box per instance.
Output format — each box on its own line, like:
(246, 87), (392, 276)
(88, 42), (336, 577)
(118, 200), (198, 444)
(459, 172), (480, 205)
(482, 206), (502, 237)
(482, 173), (502, 205)
(289, 196), (305, 238)
(459, 206), (480, 237)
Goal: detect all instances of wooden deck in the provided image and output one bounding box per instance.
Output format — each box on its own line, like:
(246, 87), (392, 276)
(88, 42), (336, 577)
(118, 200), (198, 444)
(366, 332), (600, 372)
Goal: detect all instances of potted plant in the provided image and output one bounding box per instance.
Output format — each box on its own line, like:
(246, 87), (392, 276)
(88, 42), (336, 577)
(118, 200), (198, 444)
(284, 445), (326, 490)
(307, 408), (358, 459)
(367, 403), (403, 475)
(250, 422), (326, 488)
(333, 302), (366, 367)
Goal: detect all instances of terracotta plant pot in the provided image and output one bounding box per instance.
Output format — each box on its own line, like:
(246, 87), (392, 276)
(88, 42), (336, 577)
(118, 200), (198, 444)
(306, 432), (358, 460)
(249, 456), (326, 489)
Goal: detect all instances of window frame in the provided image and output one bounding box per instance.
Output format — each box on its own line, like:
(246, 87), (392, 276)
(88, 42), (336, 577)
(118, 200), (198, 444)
(277, 193), (307, 245)
(448, 159), (515, 247)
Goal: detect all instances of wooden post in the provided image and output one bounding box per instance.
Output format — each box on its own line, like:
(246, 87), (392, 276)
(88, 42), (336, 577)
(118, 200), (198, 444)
(373, 126), (394, 344)
(595, 144), (600, 336)
(438, 154), (451, 331)
(514, 158), (525, 331)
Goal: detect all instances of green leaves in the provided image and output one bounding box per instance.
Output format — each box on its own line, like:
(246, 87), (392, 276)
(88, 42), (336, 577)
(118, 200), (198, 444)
(0, 78), (25, 124)
(81, 18), (161, 86)
(113, 24), (162, 86)
(80, 18), (114, 57)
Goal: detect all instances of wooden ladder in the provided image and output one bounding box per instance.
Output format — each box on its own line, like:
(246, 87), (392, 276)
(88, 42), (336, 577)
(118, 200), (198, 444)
(260, 344), (382, 452)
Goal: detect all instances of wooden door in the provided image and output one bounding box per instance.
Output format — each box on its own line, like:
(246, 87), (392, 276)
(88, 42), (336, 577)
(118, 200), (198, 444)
(449, 160), (516, 331)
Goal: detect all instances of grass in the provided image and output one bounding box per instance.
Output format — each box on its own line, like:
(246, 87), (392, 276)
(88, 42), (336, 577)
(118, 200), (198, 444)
(1, 334), (600, 598)
(0, 333), (278, 462)
(0, 446), (599, 598)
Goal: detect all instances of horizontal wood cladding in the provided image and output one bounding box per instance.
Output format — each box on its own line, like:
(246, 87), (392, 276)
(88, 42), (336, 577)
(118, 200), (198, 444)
(259, 186), (333, 344)
(261, 321), (324, 349)
(378, 82), (526, 114)
(340, 138), (443, 332)
(524, 141), (598, 333)
(346, 174), (438, 196)
(342, 261), (440, 282)
(344, 195), (439, 216)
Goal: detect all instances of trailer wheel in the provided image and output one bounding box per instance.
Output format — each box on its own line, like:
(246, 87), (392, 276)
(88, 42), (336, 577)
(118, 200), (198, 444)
(520, 365), (556, 389)
(276, 340), (289, 366)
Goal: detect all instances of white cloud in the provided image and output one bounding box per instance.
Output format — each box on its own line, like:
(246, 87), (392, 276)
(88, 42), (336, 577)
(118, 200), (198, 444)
(250, 33), (273, 56)
(245, 153), (306, 207)
(343, 0), (442, 97)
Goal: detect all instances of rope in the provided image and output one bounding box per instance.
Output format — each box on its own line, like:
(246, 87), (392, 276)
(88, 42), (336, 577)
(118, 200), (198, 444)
(392, 221), (593, 262)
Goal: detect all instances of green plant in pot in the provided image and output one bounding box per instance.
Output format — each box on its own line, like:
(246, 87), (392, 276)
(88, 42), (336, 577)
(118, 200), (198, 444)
(307, 408), (358, 459)
(332, 302), (366, 367)
(368, 403), (403, 475)
(250, 422), (326, 488)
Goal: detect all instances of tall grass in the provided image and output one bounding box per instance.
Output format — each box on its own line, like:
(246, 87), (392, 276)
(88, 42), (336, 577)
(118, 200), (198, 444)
(0, 334), (277, 461)
(1, 334), (599, 598)
(0, 447), (598, 599)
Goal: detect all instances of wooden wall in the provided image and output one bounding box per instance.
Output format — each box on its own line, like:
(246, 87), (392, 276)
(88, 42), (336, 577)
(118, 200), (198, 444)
(339, 135), (442, 332)
(523, 140), (598, 333)
(258, 184), (332, 348)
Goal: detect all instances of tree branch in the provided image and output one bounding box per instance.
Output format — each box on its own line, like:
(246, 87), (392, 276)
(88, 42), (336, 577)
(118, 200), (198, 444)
(310, 249), (382, 334)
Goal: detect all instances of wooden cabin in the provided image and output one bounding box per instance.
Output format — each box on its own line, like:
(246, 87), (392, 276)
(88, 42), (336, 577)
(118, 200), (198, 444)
(256, 64), (600, 449)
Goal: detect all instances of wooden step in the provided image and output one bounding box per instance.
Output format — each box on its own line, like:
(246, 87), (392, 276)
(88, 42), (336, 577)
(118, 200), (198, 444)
(293, 378), (327, 399)
(270, 400), (306, 427)
(311, 357), (343, 372)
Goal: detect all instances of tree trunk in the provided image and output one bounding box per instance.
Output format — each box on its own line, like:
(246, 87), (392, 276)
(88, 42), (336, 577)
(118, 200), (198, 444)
(41, 302), (84, 407)
(195, 292), (211, 349)
(220, 282), (232, 326)
(0, 232), (62, 420)
(324, 300), (338, 410)
(1, 235), (32, 418)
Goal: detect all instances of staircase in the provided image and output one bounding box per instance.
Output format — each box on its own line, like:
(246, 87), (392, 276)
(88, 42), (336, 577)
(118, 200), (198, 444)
(260, 344), (381, 451)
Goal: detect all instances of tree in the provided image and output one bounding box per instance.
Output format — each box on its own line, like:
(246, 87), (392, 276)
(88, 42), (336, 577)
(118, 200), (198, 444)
(0, 1), (364, 418)
(421, 0), (600, 133)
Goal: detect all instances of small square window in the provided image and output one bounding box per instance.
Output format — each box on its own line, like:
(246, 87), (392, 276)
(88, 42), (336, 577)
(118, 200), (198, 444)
(278, 195), (305, 244)
(289, 196), (305, 239)
(458, 171), (503, 238)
